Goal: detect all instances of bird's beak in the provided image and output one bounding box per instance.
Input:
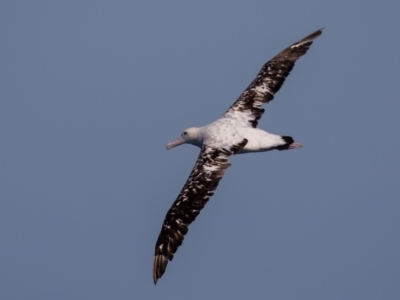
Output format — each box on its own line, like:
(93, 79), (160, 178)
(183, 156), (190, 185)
(166, 136), (184, 150)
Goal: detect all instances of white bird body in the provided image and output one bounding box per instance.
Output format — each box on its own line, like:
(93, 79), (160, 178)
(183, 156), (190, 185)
(180, 121), (289, 154)
(153, 28), (323, 284)
(236, 127), (288, 153)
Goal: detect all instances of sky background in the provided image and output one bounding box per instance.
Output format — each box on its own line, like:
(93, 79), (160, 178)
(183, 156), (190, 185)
(1, 1), (400, 299)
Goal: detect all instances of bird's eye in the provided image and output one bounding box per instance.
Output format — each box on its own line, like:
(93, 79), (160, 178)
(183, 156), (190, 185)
(183, 132), (187, 135)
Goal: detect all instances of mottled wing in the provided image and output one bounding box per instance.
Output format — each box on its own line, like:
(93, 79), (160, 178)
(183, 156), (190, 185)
(153, 141), (247, 284)
(224, 28), (323, 128)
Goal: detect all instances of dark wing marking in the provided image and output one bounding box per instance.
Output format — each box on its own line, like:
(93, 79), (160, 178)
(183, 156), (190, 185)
(224, 28), (323, 128)
(153, 140), (247, 284)
(230, 138), (248, 154)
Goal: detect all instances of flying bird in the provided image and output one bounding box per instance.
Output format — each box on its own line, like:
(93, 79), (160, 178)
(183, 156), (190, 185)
(153, 28), (323, 284)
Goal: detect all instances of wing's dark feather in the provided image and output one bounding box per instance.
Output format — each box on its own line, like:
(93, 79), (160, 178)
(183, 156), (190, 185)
(153, 141), (247, 284)
(224, 28), (323, 128)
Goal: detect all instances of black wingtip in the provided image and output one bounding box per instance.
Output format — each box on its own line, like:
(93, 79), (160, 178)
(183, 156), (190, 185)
(311, 27), (324, 35)
(153, 254), (168, 285)
(295, 28), (324, 45)
(313, 27), (324, 37)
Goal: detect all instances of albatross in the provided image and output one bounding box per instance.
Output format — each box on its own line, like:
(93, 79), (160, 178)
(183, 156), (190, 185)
(153, 28), (323, 284)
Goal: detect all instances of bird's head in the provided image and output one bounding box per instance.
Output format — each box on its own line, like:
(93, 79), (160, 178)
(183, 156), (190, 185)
(166, 127), (202, 150)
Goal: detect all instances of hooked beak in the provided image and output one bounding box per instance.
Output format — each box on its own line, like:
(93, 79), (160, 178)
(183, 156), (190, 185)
(166, 136), (184, 150)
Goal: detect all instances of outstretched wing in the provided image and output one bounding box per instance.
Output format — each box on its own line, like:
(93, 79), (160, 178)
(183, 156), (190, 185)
(224, 28), (323, 128)
(153, 141), (247, 284)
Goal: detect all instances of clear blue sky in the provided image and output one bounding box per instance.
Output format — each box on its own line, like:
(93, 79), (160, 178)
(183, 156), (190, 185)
(1, 1), (399, 299)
